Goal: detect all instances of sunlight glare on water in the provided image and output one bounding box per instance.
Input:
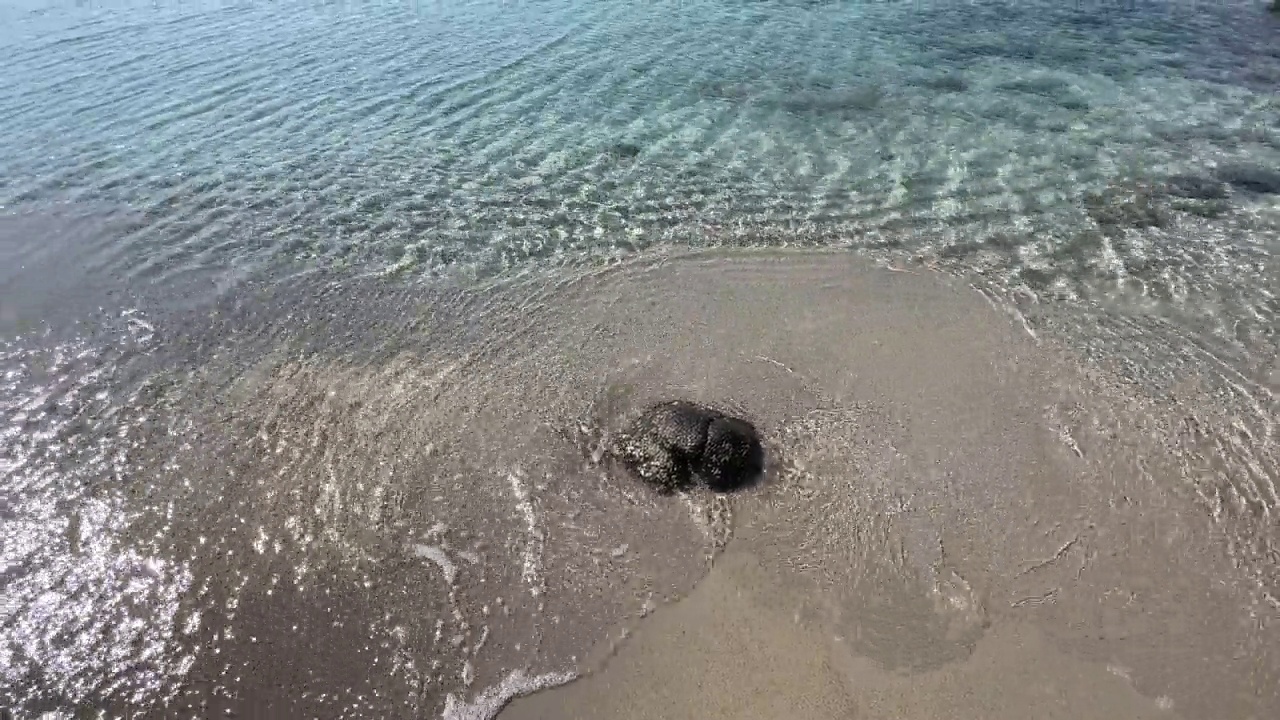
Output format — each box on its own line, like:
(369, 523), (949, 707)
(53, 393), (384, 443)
(1, 0), (1278, 717)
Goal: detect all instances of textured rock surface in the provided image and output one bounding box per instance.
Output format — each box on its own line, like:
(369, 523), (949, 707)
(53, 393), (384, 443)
(613, 400), (764, 494)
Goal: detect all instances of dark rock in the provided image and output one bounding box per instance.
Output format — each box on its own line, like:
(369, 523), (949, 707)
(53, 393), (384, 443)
(777, 84), (883, 114)
(1056, 95), (1090, 112)
(919, 73), (968, 93)
(695, 80), (755, 101)
(1050, 229), (1106, 263)
(938, 238), (986, 259)
(1000, 75), (1071, 98)
(1171, 198), (1233, 219)
(607, 142), (642, 160)
(1084, 185), (1167, 232)
(614, 400), (764, 494)
(1000, 75), (1089, 111)
(1165, 174), (1229, 200)
(1217, 164), (1280, 194)
(1018, 267), (1056, 291)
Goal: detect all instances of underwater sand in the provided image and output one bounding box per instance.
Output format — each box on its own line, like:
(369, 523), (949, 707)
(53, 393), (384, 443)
(506, 550), (1177, 720)
(4, 2), (1280, 716)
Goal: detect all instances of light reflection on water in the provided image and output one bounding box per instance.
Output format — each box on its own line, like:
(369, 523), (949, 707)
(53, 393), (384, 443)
(1, 314), (197, 709)
(0, 0), (1278, 717)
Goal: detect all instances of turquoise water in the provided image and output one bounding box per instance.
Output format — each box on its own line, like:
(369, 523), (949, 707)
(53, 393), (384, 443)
(3, 1), (1277, 292)
(2, 0), (1279, 716)
(3, 0), (1277, 365)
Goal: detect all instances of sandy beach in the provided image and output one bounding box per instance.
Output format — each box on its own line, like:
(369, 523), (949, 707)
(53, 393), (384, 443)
(5, 243), (1278, 718)
(506, 548), (1176, 720)
(491, 250), (1274, 720)
(5, 3), (1280, 717)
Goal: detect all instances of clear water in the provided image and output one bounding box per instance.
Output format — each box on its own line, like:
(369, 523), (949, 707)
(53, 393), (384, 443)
(2, 0), (1279, 717)
(3, 1), (1277, 295)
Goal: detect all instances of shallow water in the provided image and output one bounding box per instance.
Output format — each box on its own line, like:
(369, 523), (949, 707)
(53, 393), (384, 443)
(2, 0), (1279, 718)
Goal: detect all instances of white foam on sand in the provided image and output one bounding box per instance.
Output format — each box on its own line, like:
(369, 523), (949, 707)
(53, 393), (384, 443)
(441, 668), (578, 720)
(413, 543), (458, 584)
(507, 469), (544, 597)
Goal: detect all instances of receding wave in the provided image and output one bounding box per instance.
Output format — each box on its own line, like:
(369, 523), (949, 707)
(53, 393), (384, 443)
(2, 1), (1279, 718)
(3, 249), (1276, 717)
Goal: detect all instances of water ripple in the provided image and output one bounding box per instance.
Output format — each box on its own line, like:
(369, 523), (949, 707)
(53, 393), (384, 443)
(0, 311), (197, 709)
(2, 0), (1280, 713)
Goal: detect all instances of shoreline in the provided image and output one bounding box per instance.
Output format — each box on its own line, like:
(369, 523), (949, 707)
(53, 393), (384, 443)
(4, 247), (1277, 717)
(503, 547), (1179, 720)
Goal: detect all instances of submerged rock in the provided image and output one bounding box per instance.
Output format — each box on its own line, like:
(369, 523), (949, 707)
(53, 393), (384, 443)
(1084, 183), (1167, 232)
(1165, 174), (1229, 200)
(776, 84), (883, 114)
(606, 142), (642, 160)
(919, 73), (968, 93)
(613, 400), (764, 494)
(1218, 164), (1280, 195)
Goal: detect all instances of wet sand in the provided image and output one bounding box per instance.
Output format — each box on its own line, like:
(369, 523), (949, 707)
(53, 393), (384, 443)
(5, 248), (1278, 717)
(506, 549), (1176, 720)
(491, 249), (1279, 720)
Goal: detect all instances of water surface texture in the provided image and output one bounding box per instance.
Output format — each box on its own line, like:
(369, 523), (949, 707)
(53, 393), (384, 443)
(1, 0), (1279, 718)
